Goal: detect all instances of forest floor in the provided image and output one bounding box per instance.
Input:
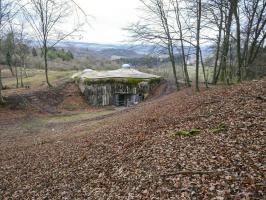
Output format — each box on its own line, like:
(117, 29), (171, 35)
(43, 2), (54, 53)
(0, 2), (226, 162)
(0, 77), (265, 199)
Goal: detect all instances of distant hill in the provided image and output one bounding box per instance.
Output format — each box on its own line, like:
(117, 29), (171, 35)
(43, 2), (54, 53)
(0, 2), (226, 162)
(99, 48), (141, 60)
(54, 41), (152, 60)
(56, 41), (156, 58)
(30, 40), (214, 61)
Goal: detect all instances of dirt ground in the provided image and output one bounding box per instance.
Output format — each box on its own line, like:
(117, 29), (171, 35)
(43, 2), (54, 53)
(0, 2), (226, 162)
(0, 79), (171, 149)
(0, 81), (120, 149)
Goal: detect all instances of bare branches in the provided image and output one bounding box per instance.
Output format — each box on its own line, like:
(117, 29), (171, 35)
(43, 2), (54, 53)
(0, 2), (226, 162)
(20, 0), (88, 87)
(129, 0), (265, 87)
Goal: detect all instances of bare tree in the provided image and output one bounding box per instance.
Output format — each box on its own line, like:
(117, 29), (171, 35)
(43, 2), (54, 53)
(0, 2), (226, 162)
(156, 0), (180, 89)
(210, 0), (265, 83)
(171, 0), (191, 87)
(131, 0), (265, 88)
(241, 0), (266, 77)
(7, 25), (20, 88)
(0, 0), (15, 104)
(13, 22), (30, 87)
(208, 0), (225, 84)
(127, 0), (182, 90)
(22, 0), (85, 87)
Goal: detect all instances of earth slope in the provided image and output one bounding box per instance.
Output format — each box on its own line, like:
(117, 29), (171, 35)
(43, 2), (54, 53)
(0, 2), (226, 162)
(0, 78), (265, 199)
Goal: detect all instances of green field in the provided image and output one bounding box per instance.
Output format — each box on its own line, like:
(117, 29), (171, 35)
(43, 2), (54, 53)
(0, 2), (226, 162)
(2, 69), (77, 88)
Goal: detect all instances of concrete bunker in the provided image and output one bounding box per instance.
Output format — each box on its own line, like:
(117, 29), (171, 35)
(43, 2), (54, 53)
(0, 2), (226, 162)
(72, 66), (161, 106)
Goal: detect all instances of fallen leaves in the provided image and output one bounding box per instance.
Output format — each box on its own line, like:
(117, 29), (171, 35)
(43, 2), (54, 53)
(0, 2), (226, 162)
(0, 78), (265, 199)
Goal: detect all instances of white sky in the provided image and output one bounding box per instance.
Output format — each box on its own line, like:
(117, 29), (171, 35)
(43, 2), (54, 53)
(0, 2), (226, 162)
(74, 0), (142, 44)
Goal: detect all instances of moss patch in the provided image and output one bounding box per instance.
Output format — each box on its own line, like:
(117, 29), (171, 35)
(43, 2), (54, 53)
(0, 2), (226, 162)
(83, 77), (161, 86)
(174, 128), (201, 137)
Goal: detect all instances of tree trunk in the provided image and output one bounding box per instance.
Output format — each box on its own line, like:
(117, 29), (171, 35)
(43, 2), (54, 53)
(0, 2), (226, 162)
(229, 41), (233, 82)
(44, 45), (52, 87)
(0, 69), (4, 104)
(0, 68), (3, 89)
(232, 0), (242, 82)
(166, 37), (179, 90)
(241, 1), (259, 70)
(245, 1), (266, 71)
(195, 0), (202, 92)
(216, 2), (233, 84)
(213, 6), (223, 84)
(20, 65), (24, 88)
(157, 0), (179, 90)
(200, 48), (208, 88)
(169, 45), (179, 91)
(23, 61), (28, 78)
(8, 64), (14, 76)
(181, 40), (190, 87)
(174, 0), (190, 87)
(15, 66), (19, 88)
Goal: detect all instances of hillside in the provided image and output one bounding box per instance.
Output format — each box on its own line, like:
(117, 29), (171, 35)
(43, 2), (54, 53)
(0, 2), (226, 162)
(56, 41), (212, 60)
(0, 78), (265, 199)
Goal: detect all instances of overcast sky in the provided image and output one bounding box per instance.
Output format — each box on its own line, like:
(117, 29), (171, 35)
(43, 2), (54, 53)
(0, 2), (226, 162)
(74, 0), (142, 44)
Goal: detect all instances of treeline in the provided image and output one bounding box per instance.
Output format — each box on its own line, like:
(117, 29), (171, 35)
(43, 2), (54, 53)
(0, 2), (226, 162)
(117, 55), (184, 67)
(128, 0), (266, 90)
(46, 48), (74, 61)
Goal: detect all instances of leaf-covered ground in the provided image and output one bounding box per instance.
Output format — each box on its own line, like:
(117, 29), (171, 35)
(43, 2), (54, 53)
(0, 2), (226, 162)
(0, 78), (265, 199)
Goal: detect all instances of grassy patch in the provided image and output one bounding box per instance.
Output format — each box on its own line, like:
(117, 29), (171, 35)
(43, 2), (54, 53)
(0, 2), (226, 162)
(60, 103), (81, 111)
(2, 69), (75, 88)
(174, 128), (201, 137)
(211, 123), (228, 134)
(22, 118), (47, 131)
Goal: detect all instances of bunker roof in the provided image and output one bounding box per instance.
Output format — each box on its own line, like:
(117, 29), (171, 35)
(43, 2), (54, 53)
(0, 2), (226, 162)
(72, 68), (160, 81)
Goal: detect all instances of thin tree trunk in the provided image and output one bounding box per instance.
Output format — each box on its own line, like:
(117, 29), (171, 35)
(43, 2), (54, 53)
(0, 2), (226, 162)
(0, 68), (3, 89)
(247, 33), (266, 65)
(0, 1), (5, 104)
(0, 69), (4, 104)
(15, 66), (19, 88)
(181, 40), (190, 87)
(157, 0), (179, 90)
(44, 45), (52, 87)
(169, 44), (179, 90)
(232, 0), (242, 82)
(228, 41), (233, 82)
(173, 0), (190, 87)
(217, 2), (233, 84)
(242, 0), (259, 69)
(195, 0), (202, 92)
(23, 61), (28, 78)
(20, 65), (24, 87)
(213, 5), (223, 84)
(8, 65), (14, 76)
(200, 48), (208, 88)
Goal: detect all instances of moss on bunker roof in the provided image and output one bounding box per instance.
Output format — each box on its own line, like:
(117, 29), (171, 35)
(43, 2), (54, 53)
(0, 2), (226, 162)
(72, 68), (160, 83)
(83, 77), (162, 85)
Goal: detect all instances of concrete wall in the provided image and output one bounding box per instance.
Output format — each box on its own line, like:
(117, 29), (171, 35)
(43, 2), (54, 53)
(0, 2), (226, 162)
(83, 83), (149, 106)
